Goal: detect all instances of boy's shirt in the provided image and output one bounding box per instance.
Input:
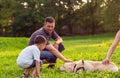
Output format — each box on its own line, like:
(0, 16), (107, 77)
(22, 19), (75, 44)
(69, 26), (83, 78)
(17, 45), (40, 68)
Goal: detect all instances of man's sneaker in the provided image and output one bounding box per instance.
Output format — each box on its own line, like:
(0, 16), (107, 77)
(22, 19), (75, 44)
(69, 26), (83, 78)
(47, 64), (55, 68)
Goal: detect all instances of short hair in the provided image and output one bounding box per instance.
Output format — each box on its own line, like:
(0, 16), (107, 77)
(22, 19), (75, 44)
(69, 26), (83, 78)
(44, 16), (55, 23)
(34, 35), (46, 44)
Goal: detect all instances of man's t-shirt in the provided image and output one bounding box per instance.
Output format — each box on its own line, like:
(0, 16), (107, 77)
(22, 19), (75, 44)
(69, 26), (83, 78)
(28, 27), (59, 45)
(17, 45), (40, 68)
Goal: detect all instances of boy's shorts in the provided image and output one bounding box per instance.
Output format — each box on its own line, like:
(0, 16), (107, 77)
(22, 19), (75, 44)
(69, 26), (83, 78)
(28, 60), (43, 68)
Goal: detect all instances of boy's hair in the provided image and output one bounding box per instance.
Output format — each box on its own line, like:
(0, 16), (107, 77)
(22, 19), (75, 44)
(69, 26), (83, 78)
(45, 16), (55, 23)
(34, 35), (46, 44)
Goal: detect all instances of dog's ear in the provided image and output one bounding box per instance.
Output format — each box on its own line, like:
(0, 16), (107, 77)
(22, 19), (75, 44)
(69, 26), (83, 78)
(82, 60), (84, 65)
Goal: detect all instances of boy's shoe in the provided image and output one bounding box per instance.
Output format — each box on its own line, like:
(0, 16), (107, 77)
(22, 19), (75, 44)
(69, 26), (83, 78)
(20, 73), (30, 78)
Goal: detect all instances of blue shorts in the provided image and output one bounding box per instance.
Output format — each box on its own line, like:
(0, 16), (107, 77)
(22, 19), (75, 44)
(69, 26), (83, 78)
(28, 60), (43, 68)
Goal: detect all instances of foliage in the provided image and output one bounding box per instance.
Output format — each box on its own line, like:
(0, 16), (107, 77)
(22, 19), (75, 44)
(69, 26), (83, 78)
(0, 0), (18, 26)
(0, 0), (120, 36)
(0, 0), (22, 36)
(1, 33), (120, 78)
(76, 0), (105, 34)
(104, 0), (120, 32)
(12, 0), (46, 37)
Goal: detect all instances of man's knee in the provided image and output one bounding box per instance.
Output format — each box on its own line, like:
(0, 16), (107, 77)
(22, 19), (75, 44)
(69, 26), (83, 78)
(43, 43), (65, 52)
(40, 51), (56, 63)
(58, 43), (65, 52)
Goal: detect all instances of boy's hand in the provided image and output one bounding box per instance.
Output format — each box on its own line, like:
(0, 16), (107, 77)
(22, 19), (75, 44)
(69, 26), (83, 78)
(36, 73), (41, 78)
(36, 74), (41, 78)
(31, 75), (41, 78)
(32, 75), (41, 78)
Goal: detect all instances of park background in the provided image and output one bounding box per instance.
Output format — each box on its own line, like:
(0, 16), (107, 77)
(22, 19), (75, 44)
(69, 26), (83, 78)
(0, 0), (120, 78)
(0, 0), (120, 37)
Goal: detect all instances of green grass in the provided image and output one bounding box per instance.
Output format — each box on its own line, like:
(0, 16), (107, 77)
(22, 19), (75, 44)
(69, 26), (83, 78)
(1, 33), (120, 78)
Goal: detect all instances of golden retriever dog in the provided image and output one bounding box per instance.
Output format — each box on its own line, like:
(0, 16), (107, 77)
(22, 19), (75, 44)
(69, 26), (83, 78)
(59, 60), (118, 73)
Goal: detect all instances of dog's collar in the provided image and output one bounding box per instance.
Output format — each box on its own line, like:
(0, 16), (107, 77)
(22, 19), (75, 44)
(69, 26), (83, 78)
(73, 64), (77, 72)
(73, 64), (85, 72)
(76, 67), (85, 72)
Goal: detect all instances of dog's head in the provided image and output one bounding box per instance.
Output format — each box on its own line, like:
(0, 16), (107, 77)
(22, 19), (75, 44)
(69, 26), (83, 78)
(59, 60), (85, 73)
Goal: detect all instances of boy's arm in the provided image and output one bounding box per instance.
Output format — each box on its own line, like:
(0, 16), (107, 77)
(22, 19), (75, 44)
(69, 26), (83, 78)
(35, 60), (41, 78)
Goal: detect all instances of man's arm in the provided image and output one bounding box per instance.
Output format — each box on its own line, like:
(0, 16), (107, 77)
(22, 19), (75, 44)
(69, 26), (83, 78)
(54, 37), (63, 49)
(55, 37), (63, 44)
(45, 44), (72, 62)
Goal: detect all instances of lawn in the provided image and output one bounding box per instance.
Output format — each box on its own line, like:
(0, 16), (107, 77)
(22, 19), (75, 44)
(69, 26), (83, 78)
(0, 33), (120, 78)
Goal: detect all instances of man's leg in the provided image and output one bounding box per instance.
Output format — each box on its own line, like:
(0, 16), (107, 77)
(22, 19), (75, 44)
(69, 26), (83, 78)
(40, 51), (56, 63)
(58, 43), (65, 52)
(40, 43), (65, 68)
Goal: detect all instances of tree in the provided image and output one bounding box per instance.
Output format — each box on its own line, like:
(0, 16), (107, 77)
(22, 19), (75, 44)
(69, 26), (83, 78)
(12, 0), (85, 36)
(12, 0), (46, 36)
(104, 0), (120, 32)
(2, 0), (119, 36)
(0, 0), (19, 36)
(75, 0), (105, 34)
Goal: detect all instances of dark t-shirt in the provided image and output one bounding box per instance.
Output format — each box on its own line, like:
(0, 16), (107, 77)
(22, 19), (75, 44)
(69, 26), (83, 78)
(28, 27), (59, 45)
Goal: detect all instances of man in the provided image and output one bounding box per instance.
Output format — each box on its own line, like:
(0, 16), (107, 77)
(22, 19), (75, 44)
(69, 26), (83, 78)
(28, 16), (72, 68)
(102, 14), (120, 64)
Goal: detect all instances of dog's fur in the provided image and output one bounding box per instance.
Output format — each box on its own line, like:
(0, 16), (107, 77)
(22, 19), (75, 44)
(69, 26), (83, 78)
(59, 60), (118, 73)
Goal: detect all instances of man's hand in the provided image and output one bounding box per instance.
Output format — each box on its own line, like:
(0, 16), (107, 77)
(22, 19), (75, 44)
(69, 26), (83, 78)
(53, 43), (59, 49)
(64, 58), (73, 62)
(55, 37), (63, 44)
(102, 58), (110, 64)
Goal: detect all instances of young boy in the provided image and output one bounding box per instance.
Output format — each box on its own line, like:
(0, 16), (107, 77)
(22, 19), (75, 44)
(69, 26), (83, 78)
(17, 35), (46, 78)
